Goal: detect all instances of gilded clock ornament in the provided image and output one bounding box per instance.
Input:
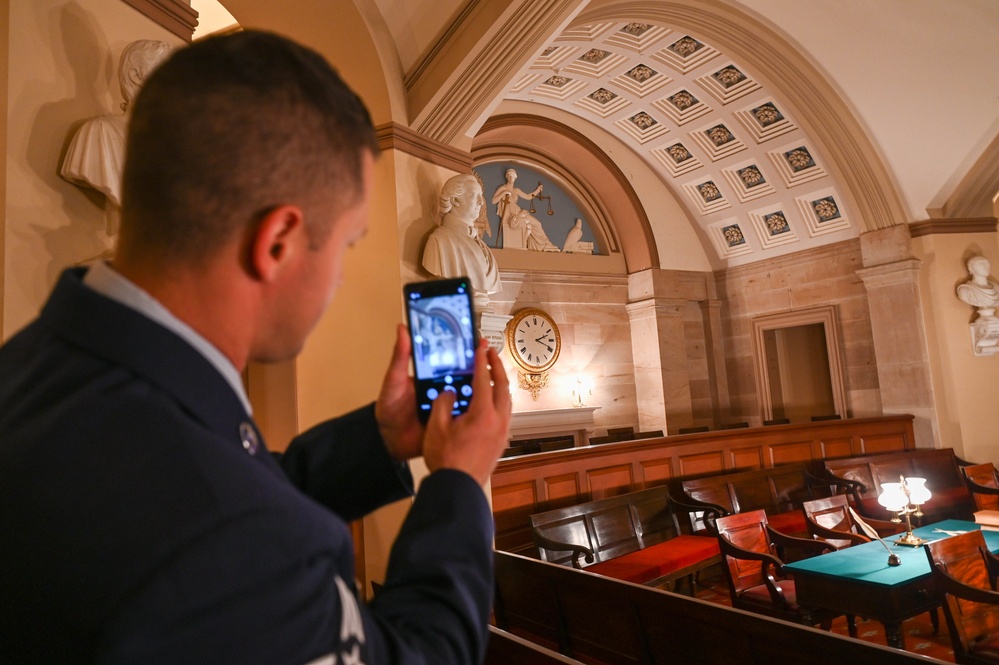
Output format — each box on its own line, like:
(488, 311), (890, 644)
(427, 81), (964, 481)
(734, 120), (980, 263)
(505, 308), (560, 399)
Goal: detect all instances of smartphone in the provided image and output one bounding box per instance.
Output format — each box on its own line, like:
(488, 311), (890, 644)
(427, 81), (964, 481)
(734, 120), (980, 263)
(404, 277), (478, 422)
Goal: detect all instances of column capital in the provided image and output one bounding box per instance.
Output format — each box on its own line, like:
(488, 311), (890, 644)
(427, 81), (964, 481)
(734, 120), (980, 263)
(856, 258), (922, 288)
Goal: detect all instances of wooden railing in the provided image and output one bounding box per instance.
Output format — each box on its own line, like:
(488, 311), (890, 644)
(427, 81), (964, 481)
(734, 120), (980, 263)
(491, 415), (915, 554)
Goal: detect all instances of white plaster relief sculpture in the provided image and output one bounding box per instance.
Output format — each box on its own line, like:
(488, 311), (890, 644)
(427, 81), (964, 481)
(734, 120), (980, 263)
(61, 40), (171, 236)
(422, 173), (502, 309)
(491, 169), (560, 252)
(561, 218), (594, 254)
(957, 256), (999, 319)
(956, 255), (999, 356)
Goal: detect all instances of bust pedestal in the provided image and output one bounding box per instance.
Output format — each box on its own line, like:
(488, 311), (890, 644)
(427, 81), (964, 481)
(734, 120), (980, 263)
(479, 311), (512, 352)
(970, 318), (999, 356)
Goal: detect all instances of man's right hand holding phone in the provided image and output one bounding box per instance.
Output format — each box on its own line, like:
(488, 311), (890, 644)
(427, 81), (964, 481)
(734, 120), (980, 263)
(422, 339), (511, 487)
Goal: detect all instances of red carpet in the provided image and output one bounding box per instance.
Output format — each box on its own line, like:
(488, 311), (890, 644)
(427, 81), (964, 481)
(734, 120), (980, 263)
(695, 566), (955, 662)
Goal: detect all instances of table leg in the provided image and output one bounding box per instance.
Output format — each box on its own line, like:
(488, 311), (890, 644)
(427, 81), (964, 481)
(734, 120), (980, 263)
(883, 620), (904, 649)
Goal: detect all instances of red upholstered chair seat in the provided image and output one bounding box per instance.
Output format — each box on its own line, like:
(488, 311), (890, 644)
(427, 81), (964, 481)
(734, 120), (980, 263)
(585, 535), (720, 585)
(766, 510), (808, 538)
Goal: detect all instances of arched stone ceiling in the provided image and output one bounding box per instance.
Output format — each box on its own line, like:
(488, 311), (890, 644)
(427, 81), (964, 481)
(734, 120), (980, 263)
(502, 18), (862, 268)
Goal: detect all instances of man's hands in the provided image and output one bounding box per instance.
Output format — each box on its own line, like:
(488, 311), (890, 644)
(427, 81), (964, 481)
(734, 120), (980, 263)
(375, 325), (512, 487)
(375, 325), (425, 463)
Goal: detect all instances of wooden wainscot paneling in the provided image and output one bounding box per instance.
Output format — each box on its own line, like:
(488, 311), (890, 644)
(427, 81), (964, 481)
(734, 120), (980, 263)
(860, 431), (913, 454)
(818, 436), (854, 459)
(492, 480), (539, 554)
(491, 415), (915, 554)
(768, 440), (814, 466)
(541, 473), (581, 511)
(678, 451), (726, 477)
(586, 465), (635, 498)
(730, 446), (765, 471)
(638, 457), (673, 486)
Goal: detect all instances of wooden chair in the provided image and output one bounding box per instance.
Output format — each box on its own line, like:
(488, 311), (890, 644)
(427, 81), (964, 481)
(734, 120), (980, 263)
(715, 509), (857, 637)
(964, 463), (999, 512)
(811, 414), (842, 421)
(678, 426), (709, 434)
(802, 494), (903, 550)
(925, 530), (999, 664)
(764, 418), (791, 426)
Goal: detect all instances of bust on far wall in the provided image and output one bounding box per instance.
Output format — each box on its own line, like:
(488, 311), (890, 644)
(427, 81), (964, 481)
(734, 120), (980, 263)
(61, 39), (172, 236)
(957, 255), (999, 320)
(421, 173), (502, 310)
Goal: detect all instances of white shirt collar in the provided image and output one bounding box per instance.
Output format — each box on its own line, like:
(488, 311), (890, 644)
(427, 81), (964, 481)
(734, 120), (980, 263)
(82, 261), (253, 415)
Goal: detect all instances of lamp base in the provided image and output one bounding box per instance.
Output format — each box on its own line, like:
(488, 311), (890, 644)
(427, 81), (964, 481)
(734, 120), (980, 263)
(894, 532), (927, 547)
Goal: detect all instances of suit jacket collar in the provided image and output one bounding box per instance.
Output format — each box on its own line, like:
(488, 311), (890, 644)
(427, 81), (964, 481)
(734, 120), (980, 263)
(39, 268), (272, 462)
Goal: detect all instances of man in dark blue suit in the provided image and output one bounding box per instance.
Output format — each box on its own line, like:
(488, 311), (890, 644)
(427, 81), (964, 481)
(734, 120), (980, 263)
(0, 31), (511, 664)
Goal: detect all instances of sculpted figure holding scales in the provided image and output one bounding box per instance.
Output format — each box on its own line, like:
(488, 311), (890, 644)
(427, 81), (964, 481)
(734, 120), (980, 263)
(491, 169), (560, 252)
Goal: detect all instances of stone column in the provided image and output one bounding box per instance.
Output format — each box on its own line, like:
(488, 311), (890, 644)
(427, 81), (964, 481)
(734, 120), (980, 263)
(627, 297), (693, 434)
(856, 226), (940, 447)
(700, 298), (732, 423)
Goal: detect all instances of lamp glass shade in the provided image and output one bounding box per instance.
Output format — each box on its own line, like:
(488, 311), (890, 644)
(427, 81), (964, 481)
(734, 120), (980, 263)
(878, 482), (907, 511)
(906, 477), (931, 505)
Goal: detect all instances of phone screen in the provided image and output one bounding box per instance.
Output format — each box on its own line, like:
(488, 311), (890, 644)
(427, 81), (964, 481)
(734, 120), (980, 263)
(404, 277), (478, 422)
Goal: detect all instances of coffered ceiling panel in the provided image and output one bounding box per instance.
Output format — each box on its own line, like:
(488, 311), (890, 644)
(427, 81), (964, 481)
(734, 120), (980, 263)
(504, 20), (858, 266)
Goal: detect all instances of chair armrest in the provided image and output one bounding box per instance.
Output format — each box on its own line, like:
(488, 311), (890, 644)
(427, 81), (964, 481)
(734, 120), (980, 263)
(766, 525), (836, 556)
(805, 518), (870, 546)
(864, 516), (906, 537)
(718, 534), (792, 608)
(955, 455), (976, 468)
(530, 530), (594, 568)
(934, 565), (999, 605)
(805, 470), (856, 497)
(823, 472), (867, 508)
(676, 491), (729, 536)
(965, 477), (999, 495)
(717, 533), (786, 575)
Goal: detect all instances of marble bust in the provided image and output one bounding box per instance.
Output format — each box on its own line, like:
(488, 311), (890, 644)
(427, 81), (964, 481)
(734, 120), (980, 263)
(957, 255), (999, 320)
(61, 40), (171, 234)
(421, 173), (502, 308)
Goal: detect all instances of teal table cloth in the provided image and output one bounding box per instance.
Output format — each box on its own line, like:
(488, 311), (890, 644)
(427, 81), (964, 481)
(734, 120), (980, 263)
(785, 520), (999, 586)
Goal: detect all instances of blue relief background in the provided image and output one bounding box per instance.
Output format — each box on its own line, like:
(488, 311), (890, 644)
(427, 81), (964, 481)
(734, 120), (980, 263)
(474, 162), (600, 254)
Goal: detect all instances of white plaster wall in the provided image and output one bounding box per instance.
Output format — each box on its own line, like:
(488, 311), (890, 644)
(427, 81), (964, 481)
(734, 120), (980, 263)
(3, 0), (180, 340)
(914, 231), (999, 465)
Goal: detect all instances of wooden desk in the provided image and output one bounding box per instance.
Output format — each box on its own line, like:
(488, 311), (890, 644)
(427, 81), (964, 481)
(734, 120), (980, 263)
(786, 520), (999, 649)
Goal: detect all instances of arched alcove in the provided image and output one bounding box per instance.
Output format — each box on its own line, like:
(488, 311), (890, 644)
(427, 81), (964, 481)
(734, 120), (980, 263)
(474, 114), (657, 274)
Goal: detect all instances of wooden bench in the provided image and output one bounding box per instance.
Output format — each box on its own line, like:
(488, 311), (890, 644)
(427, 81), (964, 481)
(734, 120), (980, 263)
(529, 485), (720, 595)
(679, 463), (854, 537)
(822, 448), (974, 523)
(493, 550), (937, 665)
(485, 626), (583, 665)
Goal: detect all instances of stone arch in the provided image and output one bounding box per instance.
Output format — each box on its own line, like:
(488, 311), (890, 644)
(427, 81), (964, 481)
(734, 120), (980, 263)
(474, 113), (658, 273)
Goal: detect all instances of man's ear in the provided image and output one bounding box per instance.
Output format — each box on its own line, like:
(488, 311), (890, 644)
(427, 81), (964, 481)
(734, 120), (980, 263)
(249, 205), (305, 282)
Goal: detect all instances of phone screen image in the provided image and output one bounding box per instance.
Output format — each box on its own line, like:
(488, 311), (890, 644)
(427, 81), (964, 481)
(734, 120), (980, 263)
(404, 278), (478, 422)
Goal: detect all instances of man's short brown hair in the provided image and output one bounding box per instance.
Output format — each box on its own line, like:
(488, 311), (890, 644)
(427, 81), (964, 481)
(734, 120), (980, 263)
(121, 30), (379, 261)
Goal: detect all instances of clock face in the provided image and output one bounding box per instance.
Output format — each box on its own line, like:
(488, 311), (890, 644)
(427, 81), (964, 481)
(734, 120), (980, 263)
(507, 308), (560, 373)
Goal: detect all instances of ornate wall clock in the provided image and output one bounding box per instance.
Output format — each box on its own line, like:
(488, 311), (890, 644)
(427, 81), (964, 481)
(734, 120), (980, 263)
(505, 307), (561, 399)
